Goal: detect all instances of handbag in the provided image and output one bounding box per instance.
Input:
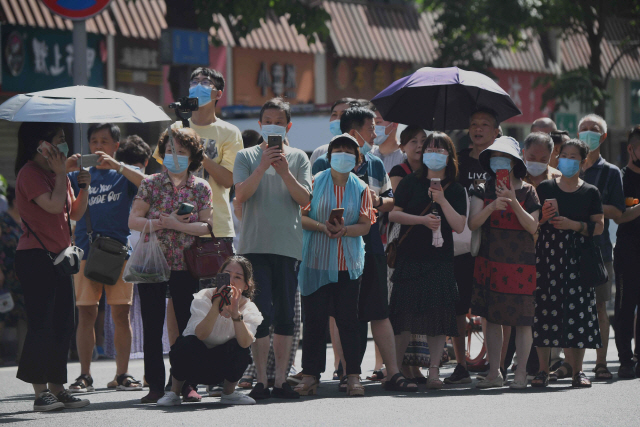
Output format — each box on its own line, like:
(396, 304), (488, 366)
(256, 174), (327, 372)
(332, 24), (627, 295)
(385, 202), (432, 268)
(23, 203), (84, 276)
(83, 206), (128, 286)
(580, 221), (608, 287)
(184, 223), (233, 279)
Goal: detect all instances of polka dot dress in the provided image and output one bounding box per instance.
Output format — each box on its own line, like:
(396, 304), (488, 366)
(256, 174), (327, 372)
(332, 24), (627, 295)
(533, 227), (602, 349)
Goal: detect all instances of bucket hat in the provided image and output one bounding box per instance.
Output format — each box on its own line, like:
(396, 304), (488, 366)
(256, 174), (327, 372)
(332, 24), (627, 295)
(328, 133), (360, 156)
(479, 136), (526, 177)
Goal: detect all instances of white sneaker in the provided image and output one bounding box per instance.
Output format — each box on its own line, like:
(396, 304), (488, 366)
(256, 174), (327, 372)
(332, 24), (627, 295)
(220, 391), (256, 405)
(156, 391), (181, 406)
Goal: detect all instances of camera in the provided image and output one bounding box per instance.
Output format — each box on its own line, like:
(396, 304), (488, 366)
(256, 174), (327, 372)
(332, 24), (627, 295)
(168, 97), (199, 113)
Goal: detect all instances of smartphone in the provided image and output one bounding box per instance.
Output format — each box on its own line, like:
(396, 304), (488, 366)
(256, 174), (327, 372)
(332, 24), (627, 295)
(496, 169), (510, 190)
(37, 141), (55, 157)
(77, 154), (100, 168)
(213, 273), (231, 292)
(177, 202), (195, 216)
(268, 134), (283, 151)
(328, 208), (344, 225)
(430, 178), (442, 191)
(546, 198), (559, 217)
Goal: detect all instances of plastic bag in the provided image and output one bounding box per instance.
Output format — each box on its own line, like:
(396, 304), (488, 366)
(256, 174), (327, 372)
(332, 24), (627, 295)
(122, 220), (171, 283)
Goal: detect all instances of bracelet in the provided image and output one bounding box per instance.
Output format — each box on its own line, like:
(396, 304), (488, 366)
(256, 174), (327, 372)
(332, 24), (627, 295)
(316, 222), (321, 231)
(578, 221), (585, 233)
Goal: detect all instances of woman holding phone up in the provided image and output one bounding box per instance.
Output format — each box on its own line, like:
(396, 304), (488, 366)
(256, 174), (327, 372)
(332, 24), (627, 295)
(388, 132), (467, 389)
(468, 136), (540, 389)
(128, 128), (213, 404)
(296, 134), (376, 397)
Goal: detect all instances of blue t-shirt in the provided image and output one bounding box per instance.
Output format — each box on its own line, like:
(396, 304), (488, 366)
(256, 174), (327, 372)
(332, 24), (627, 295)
(69, 168), (139, 259)
(312, 152), (393, 255)
(581, 156), (625, 262)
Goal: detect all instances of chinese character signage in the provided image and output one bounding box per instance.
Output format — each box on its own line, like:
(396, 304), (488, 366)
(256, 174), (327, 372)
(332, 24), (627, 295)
(2, 25), (104, 93)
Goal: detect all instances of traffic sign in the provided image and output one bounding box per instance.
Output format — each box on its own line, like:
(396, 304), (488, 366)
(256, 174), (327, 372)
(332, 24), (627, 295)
(41, 0), (113, 20)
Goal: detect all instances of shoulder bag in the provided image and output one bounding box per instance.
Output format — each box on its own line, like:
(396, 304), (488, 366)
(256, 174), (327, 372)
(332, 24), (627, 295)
(184, 223), (234, 279)
(580, 221), (608, 288)
(385, 202), (432, 268)
(83, 206), (129, 286)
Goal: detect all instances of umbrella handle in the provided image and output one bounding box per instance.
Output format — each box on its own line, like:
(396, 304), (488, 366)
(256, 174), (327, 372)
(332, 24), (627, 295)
(78, 123), (86, 188)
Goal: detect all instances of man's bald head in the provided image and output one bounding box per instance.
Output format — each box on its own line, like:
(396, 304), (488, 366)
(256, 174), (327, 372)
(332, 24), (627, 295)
(530, 117), (557, 134)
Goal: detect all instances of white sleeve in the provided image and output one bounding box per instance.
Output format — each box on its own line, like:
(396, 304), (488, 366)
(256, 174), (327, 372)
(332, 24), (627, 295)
(240, 302), (264, 340)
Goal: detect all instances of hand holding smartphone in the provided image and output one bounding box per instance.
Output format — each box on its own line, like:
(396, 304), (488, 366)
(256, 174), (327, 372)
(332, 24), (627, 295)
(496, 169), (510, 191)
(545, 198), (559, 217)
(177, 202), (195, 216)
(328, 208), (344, 226)
(77, 154), (100, 168)
(430, 178), (442, 191)
(213, 272), (231, 292)
(37, 141), (55, 158)
(267, 135), (283, 152)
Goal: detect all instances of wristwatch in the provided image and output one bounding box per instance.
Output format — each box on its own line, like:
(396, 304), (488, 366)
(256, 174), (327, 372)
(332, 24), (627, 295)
(232, 314), (243, 322)
(117, 162), (125, 174)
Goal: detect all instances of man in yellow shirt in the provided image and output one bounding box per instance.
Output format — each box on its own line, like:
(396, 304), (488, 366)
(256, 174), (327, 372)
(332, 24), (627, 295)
(154, 67), (242, 240)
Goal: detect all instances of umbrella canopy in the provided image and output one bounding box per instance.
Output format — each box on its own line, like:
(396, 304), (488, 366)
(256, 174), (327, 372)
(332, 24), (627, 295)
(371, 67), (522, 131)
(0, 86), (171, 123)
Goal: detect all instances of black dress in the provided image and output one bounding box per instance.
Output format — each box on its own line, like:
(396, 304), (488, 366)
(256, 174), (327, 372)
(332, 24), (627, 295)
(533, 179), (603, 349)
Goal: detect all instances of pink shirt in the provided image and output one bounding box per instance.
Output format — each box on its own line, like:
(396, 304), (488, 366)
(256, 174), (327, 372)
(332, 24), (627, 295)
(16, 161), (73, 254)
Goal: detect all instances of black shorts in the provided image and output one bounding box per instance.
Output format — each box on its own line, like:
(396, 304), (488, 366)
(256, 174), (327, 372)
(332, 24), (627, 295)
(244, 253), (299, 339)
(358, 253), (389, 322)
(454, 253), (475, 316)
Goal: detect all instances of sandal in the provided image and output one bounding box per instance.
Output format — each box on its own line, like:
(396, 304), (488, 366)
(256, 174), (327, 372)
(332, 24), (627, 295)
(384, 373), (418, 392)
(69, 374), (95, 393)
(107, 375), (118, 389)
(238, 376), (254, 389)
(293, 375), (319, 396)
(116, 373), (143, 391)
(572, 371), (592, 388)
(549, 362), (572, 381)
(338, 376), (348, 392)
(426, 367), (443, 389)
(593, 363), (613, 380)
(366, 369), (386, 382)
(346, 375), (364, 397)
(531, 371), (549, 388)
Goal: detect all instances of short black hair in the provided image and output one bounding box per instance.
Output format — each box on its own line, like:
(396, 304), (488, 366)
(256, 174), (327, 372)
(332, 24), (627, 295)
(116, 135), (152, 166)
(6, 185), (15, 207)
(550, 130), (570, 145)
(15, 122), (63, 176)
(88, 123), (120, 143)
(471, 107), (500, 128)
(560, 139), (590, 160)
(523, 132), (553, 153)
(190, 67), (225, 92)
(259, 97), (291, 123)
(340, 107), (376, 133)
(242, 129), (261, 149)
(331, 97), (355, 113)
(327, 135), (360, 162)
(628, 125), (640, 145)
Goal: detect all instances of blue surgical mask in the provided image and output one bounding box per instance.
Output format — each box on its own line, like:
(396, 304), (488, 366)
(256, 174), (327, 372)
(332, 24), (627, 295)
(331, 152), (356, 174)
(490, 156), (512, 173)
(557, 157), (581, 178)
(579, 131), (602, 151)
(260, 124), (288, 143)
(356, 131), (372, 155)
(373, 125), (390, 145)
(163, 154), (190, 174)
(188, 84), (212, 107)
(329, 120), (342, 137)
(423, 152), (448, 171)
(56, 142), (69, 158)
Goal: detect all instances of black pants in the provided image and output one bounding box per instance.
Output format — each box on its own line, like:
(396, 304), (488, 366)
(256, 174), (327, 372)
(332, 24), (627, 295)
(302, 272), (361, 378)
(138, 270), (199, 393)
(170, 336), (252, 385)
(15, 249), (75, 385)
(614, 242), (640, 365)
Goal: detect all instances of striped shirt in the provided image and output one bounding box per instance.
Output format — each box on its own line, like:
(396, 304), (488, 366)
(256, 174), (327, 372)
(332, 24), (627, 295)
(303, 184), (376, 271)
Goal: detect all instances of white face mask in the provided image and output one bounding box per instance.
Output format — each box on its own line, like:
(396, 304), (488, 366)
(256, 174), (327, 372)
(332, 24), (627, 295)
(526, 161), (548, 177)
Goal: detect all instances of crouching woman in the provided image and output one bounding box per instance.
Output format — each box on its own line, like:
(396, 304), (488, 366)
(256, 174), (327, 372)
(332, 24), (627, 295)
(157, 256), (263, 406)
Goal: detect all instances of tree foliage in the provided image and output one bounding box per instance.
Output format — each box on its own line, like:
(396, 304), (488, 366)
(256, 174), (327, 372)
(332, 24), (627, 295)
(418, 0), (640, 117)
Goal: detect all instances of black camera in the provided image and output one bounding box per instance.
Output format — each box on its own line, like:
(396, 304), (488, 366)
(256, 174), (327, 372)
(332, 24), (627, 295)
(168, 97), (199, 113)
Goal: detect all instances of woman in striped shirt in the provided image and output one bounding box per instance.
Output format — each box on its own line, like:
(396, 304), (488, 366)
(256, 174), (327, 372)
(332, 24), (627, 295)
(296, 134), (376, 397)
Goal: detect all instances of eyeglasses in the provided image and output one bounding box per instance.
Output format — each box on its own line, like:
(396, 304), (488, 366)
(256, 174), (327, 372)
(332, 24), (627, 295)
(425, 148), (448, 155)
(189, 79), (214, 89)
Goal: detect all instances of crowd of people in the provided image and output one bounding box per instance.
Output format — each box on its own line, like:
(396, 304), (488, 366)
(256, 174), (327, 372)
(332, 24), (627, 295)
(7, 66), (640, 412)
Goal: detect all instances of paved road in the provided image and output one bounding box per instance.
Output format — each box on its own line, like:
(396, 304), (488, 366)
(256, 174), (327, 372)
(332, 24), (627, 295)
(1, 328), (638, 426)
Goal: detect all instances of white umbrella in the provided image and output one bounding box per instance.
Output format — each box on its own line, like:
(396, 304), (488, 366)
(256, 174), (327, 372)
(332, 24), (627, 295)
(0, 85), (171, 123)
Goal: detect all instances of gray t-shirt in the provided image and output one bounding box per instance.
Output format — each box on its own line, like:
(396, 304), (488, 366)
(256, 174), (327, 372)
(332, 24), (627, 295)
(233, 145), (312, 260)
(371, 145), (405, 174)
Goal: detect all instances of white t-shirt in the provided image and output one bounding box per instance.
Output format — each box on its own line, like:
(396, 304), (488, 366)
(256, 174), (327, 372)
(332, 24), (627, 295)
(182, 288), (263, 349)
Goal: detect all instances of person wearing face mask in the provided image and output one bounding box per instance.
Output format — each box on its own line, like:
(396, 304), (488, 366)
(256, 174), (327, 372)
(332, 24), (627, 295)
(549, 130), (570, 169)
(233, 98), (311, 401)
(468, 136), (541, 389)
(312, 107), (414, 393)
(129, 128), (214, 404)
(294, 134), (377, 396)
(14, 122), (92, 411)
(523, 132), (562, 189)
(533, 139), (604, 388)
(370, 107), (402, 174)
(309, 98), (356, 167)
(612, 126), (640, 379)
(64, 124), (146, 395)
(389, 132), (467, 389)
(576, 114), (625, 381)
(156, 256), (263, 406)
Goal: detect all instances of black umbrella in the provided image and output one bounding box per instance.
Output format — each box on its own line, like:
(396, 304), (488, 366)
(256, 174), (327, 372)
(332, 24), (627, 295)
(371, 66), (522, 130)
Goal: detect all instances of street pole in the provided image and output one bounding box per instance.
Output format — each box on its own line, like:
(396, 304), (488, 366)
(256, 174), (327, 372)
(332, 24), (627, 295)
(73, 20), (88, 156)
